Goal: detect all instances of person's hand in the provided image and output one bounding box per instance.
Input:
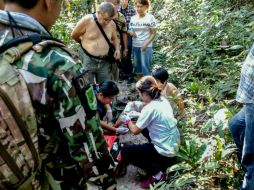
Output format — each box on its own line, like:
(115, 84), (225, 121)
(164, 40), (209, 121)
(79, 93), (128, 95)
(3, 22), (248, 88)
(141, 44), (148, 52)
(120, 114), (131, 125)
(116, 126), (129, 135)
(114, 49), (120, 60)
(128, 31), (137, 38)
(105, 109), (113, 122)
(123, 49), (128, 58)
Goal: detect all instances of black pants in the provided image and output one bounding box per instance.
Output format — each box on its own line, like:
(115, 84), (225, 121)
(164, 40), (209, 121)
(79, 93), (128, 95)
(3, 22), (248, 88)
(120, 36), (133, 76)
(121, 129), (176, 176)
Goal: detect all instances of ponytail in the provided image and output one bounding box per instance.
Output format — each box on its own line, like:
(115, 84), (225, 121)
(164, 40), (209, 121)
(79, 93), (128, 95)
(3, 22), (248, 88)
(136, 76), (161, 100)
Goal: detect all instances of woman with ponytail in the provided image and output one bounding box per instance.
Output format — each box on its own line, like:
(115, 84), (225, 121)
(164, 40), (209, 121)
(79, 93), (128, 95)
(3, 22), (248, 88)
(118, 76), (180, 188)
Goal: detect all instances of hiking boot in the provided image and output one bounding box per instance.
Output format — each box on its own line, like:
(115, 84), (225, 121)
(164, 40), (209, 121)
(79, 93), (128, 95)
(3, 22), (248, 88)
(139, 172), (166, 189)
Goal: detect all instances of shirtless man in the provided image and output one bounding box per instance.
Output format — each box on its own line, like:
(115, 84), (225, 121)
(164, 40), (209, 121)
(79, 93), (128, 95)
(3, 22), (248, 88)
(71, 2), (120, 84)
(0, 0), (4, 9)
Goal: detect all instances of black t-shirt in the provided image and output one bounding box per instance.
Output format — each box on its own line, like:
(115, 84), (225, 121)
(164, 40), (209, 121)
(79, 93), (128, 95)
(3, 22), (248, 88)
(97, 99), (106, 120)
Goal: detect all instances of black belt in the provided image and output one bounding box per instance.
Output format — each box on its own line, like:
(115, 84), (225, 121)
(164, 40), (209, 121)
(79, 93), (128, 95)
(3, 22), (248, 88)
(81, 46), (108, 60)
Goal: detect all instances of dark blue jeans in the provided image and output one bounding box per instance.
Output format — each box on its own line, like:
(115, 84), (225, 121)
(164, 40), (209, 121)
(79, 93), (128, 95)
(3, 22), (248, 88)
(229, 103), (254, 190)
(133, 47), (153, 76)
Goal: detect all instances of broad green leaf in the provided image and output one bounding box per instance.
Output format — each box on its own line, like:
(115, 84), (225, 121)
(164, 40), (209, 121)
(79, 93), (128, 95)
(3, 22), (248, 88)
(174, 174), (196, 188)
(193, 143), (207, 163)
(151, 181), (167, 189)
(178, 143), (189, 155)
(202, 119), (213, 133)
(228, 45), (243, 51)
(174, 151), (191, 161)
(186, 140), (191, 154)
(189, 140), (197, 157)
(199, 161), (220, 170)
(215, 136), (223, 160)
(168, 163), (193, 172)
(190, 82), (200, 93)
(221, 147), (238, 159)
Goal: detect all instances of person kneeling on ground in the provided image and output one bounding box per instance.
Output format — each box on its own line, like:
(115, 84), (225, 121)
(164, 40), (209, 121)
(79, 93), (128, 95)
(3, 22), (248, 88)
(95, 80), (129, 135)
(118, 76), (180, 189)
(152, 67), (184, 112)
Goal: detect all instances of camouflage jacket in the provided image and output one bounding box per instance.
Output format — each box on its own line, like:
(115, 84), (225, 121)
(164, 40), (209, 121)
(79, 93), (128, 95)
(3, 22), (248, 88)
(114, 12), (127, 49)
(114, 12), (127, 34)
(0, 10), (115, 189)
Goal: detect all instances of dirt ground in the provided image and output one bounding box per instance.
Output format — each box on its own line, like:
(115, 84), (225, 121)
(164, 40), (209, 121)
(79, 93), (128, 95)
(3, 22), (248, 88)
(116, 164), (141, 190)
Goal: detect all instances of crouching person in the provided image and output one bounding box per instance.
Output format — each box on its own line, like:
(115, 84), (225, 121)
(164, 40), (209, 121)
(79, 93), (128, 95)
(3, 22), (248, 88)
(118, 76), (180, 188)
(95, 80), (129, 135)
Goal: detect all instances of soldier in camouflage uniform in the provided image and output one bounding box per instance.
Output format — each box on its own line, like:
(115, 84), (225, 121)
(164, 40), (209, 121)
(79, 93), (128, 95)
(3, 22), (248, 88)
(0, 0), (116, 189)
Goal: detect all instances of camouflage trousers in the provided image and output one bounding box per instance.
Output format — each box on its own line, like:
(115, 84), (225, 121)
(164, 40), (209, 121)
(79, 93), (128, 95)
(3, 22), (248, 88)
(80, 49), (112, 84)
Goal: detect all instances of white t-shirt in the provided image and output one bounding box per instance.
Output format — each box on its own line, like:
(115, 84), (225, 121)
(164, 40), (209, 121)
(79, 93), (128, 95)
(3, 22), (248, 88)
(136, 97), (180, 157)
(129, 13), (157, 47)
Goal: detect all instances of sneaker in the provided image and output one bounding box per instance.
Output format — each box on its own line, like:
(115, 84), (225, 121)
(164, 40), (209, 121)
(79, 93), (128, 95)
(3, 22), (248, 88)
(139, 172), (166, 189)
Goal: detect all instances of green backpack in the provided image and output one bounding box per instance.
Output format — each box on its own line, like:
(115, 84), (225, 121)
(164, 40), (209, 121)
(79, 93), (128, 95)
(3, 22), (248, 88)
(0, 34), (65, 190)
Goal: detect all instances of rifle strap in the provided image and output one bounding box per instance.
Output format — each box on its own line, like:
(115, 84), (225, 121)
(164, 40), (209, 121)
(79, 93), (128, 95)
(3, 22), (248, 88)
(93, 14), (114, 49)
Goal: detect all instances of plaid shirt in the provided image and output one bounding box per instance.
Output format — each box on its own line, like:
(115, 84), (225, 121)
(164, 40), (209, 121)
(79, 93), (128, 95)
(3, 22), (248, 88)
(119, 4), (136, 28)
(236, 44), (254, 103)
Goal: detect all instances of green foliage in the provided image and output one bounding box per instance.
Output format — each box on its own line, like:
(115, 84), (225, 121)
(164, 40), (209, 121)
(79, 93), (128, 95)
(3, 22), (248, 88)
(154, 1), (254, 103)
(156, 136), (239, 189)
(174, 140), (207, 166)
(51, 0), (95, 47)
(148, 0), (253, 189)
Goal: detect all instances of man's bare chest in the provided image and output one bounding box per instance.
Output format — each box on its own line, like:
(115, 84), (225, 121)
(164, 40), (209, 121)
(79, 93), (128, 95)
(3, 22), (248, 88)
(85, 23), (112, 41)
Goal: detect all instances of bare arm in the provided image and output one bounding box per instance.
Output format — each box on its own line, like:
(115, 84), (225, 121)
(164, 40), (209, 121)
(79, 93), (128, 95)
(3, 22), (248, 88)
(126, 121), (142, 135)
(177, 96), (185, 111)
(100, 121), (117, 133)
(141, 28), (157, 51)
(122, 32), (128, 57)
(104, 104), (111, 112)
(111, 23), (119, 50)
(113, 117), (122, 128)
(111, 22), (120, 60)
(71, 16), (89, 43)
(167, 83), (185, 111)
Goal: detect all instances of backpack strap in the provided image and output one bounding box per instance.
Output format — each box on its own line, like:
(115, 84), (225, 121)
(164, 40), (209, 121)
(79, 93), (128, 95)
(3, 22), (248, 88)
(0, 141), (24, 181)
(0, 34), (62, 54)
(0, 34), (66, 86)
(93, 14), (114, 49)
(0, 87), (40, 167)
(0, 87), (40, 189)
